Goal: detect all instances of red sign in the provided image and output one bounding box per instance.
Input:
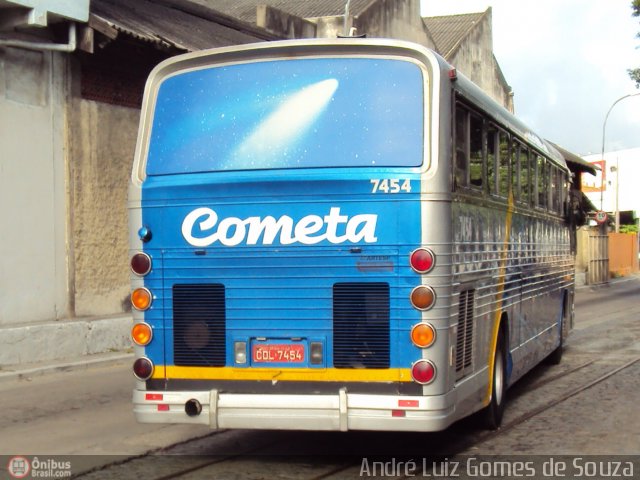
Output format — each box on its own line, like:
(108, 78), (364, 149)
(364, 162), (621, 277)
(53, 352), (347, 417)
(582, 160), (605, 192)
(594, 211), (608, 224)
(252, 344), (304, 363)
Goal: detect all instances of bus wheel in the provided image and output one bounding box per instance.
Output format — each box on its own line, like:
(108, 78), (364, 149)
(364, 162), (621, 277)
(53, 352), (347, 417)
(481, 328), (507, 430)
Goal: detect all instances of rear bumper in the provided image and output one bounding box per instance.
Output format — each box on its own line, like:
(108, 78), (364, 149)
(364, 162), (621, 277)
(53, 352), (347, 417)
(133, 388), (457, 432)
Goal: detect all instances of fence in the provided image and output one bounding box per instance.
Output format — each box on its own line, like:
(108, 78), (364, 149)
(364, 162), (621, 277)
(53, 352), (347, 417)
(609, 232), (639, 277)
(576, 228), (639, 284)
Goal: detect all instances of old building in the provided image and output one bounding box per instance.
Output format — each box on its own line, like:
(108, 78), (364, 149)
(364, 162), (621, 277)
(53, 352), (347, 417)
(423, 9), (513, 111)
(0, 0), (516, 365)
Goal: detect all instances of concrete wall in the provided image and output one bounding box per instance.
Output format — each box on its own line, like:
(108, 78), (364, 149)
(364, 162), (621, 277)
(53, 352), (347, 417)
(0, 46), (69, 326)
(312, 0), (435, 49)
(67, 95), (139, 316)
(448, 11), (512, 110)
(356, 0), (435, 47)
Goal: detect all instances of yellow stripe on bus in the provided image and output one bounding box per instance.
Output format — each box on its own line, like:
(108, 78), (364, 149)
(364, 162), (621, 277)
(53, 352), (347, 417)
(159, 366), (413, 383)
(485, 190), (515, 405)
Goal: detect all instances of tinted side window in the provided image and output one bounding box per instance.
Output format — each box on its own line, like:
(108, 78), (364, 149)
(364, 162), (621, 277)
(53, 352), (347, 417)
(498, 132), (510, 197)
(519, 147), (531, 206)
(455, 105), (468, 189)
(537, 156), (548, 209)
(469, 113), (484, 189)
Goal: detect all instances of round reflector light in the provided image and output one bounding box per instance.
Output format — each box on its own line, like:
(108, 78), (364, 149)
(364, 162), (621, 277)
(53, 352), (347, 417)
(138, 226), (152, 243)
(130, 252), (152, 276)
(411, 323), (436, 348)
(131, 288), (152, 311)
(131, 323), (153, 346)
(411, 359), (436, 384)
(133, 357), (154, 380)
(410, 248), (435, 274)
(410, 285), (436, 310)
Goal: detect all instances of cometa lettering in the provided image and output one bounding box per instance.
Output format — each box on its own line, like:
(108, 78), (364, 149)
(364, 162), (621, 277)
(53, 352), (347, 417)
(182, 207), (378, 247)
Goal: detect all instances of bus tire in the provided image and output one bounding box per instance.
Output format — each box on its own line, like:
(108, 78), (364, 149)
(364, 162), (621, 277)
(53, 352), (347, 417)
(481, 327), (507, 430)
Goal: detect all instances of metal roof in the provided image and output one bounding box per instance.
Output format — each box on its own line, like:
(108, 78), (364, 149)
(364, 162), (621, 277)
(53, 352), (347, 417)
(190, 0), (376, 23)
(422, 10), (486, 59)
(548, 142), (598, 176)
(90, 0), (280, 52)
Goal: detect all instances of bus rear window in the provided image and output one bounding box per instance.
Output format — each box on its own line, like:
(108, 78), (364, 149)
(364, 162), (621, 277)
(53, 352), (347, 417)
(146, 57), (424, 175)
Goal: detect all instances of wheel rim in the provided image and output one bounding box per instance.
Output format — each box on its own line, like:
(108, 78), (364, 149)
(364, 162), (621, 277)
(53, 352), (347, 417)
(494, 350), (505, 406)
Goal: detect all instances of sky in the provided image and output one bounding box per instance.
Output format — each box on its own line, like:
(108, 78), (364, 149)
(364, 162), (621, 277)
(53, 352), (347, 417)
(421, 0), (640, 156)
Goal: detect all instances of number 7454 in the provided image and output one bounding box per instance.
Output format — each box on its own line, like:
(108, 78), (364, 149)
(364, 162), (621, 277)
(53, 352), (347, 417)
(370, 179), (412, 194)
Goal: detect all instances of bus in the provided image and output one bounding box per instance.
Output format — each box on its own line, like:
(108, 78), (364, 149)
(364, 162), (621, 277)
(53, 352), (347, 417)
(128, 38), (574, 432)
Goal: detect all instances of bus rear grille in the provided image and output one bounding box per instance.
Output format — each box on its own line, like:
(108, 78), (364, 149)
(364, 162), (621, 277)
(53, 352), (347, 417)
(173, 284), (226, 367)
(333, 282), (390, 369)
(456, 289), (475, 377)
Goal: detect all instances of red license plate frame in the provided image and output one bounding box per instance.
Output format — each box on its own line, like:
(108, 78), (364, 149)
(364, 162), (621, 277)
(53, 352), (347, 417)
(252, 344), (305, 363)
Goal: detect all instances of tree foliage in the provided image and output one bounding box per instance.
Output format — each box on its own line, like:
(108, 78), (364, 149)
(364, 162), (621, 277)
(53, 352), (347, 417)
(630, 0), (640, 88)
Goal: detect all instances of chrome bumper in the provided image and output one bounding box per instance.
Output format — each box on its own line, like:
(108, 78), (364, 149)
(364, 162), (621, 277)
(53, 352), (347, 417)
(133, 388), (457, 432)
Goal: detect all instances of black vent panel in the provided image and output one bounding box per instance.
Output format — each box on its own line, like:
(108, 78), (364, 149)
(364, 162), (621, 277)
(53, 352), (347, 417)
(456, 289), (475, 377)
(173, 284), (226, 367)
(333, 282), (390, 369)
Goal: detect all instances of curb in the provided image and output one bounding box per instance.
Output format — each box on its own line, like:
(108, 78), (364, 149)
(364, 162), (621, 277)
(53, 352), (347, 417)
(0, 351), (134, 384)
(576, 272), (640, 291)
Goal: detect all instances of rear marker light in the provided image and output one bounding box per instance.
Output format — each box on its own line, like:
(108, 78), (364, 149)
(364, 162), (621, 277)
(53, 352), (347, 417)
(310, 342), (324, 365)
(131, 252), (152, 276)
(234, 342), (247, 364)
(410, 285), (436, 311)
(133, 357), (154, 381)
(138, 226), (152, 243)
(411, 359), (436, 385)
(131, 323), (153, 346)
(399, 399), (419, 408)
(410, 248), (436, 274)
(131, 288), (152, 311)
(411, 323), (436, 348)
(145, 393), (163, 401)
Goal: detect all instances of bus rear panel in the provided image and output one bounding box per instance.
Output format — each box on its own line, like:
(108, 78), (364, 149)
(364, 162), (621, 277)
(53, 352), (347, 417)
(129, 39), (571, 432)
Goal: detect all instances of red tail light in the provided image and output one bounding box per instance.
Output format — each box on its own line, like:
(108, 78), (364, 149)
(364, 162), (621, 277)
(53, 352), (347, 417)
(410, 285), (436, 310)
(131, 252), (152, 276)
(411, 359), (436, 384)
(410, 248), (435, 274)
(133, 357), (154, 380)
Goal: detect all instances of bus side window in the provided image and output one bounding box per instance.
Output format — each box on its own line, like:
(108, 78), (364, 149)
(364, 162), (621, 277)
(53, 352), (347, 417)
(537, 156), (548, 209)
(520, 146), (530, 206)
(455, 104), (468, 189)
(498, 131), (510, 198)
(487, 123), (498, 195)
(469, 113), (483, 189)
(511, 142), (520, 202)
(552, 167), (564, 214)
(550, 166), (558, 213)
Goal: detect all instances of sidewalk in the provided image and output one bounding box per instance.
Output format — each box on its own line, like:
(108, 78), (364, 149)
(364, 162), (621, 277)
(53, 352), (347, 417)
(0, 314), (133, 381)
(0, 350), (134, 383)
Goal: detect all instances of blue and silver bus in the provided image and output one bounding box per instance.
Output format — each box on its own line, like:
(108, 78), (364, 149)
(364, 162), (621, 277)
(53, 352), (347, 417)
(129, 39), (573, 432)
